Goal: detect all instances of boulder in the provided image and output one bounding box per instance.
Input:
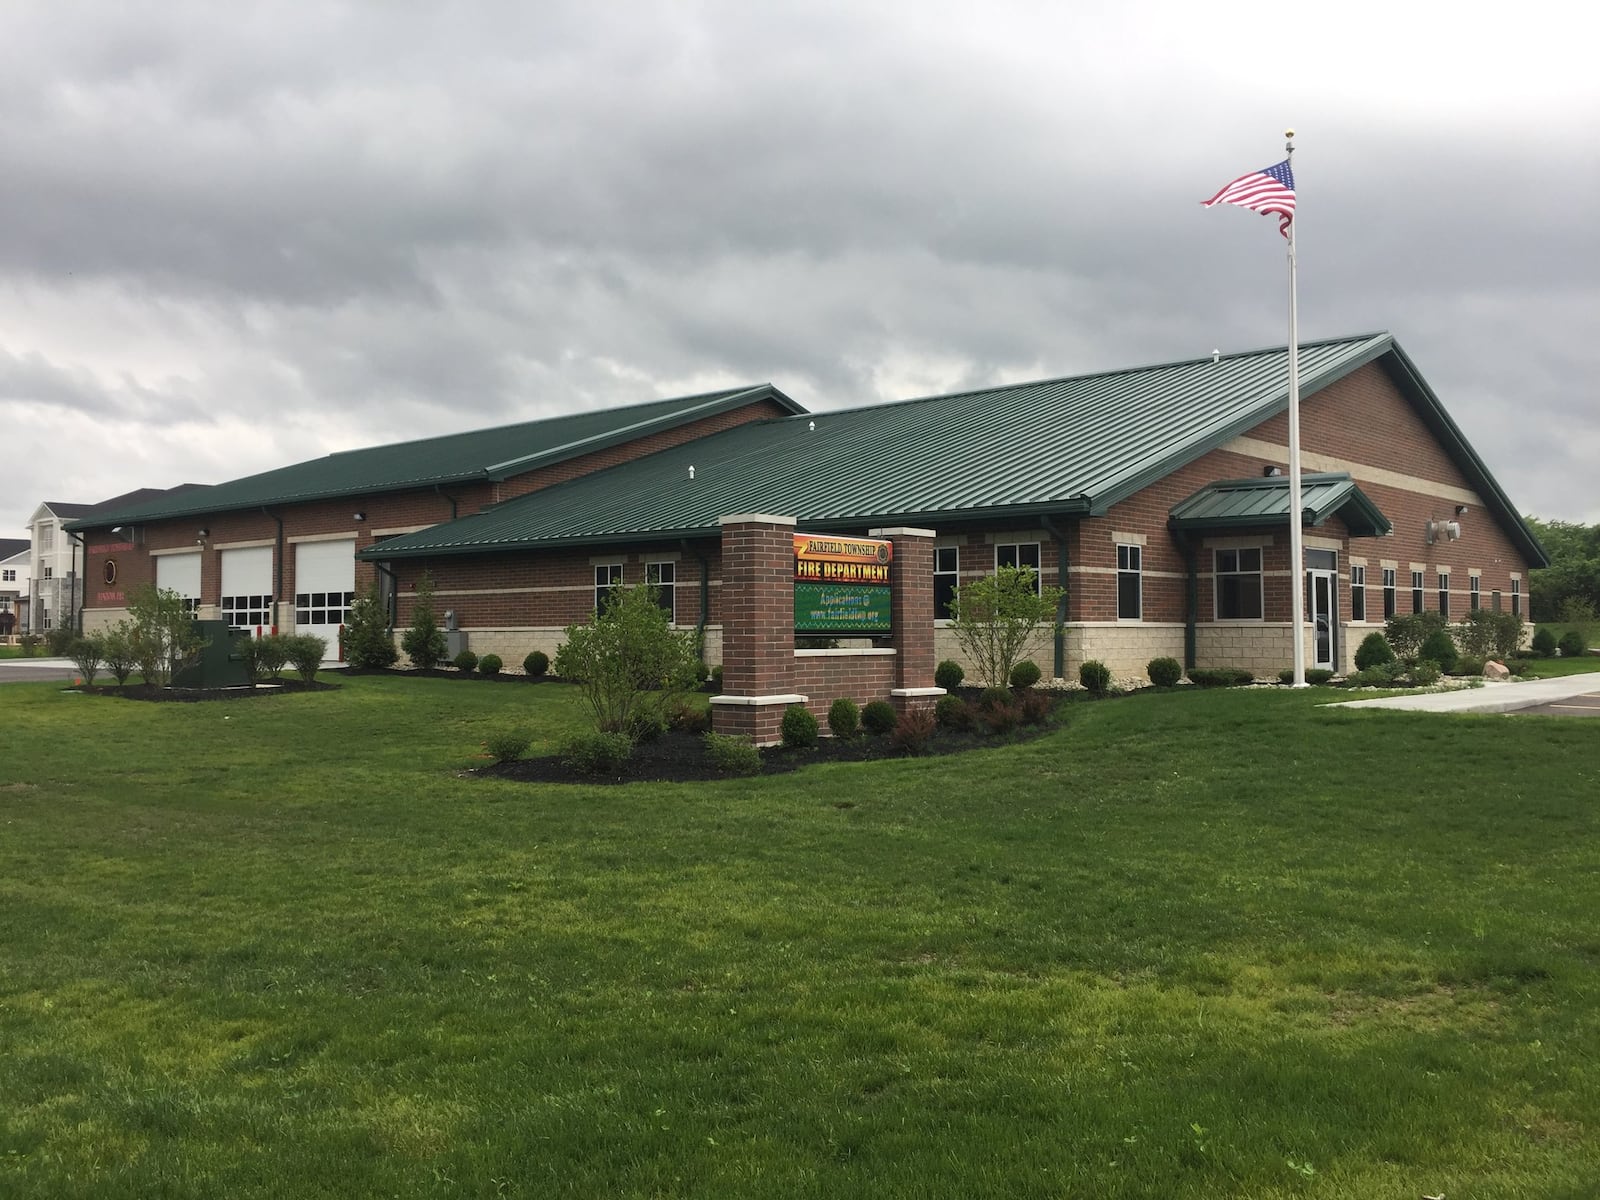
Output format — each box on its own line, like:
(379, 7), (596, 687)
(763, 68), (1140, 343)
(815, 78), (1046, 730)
(1483, 660), (1511, 681)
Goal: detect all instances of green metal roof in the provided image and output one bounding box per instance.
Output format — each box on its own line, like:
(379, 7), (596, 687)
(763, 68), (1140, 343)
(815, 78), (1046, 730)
(66, 384), (803, 529)
(363, 332), (1474, 561)
(1168, 472), (1392, 537)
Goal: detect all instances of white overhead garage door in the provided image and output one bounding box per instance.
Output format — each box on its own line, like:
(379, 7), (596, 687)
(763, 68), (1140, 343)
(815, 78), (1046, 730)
(221, 546), (274, 632)
(294, 540), (355, 637)
(155, 552), (201, 614)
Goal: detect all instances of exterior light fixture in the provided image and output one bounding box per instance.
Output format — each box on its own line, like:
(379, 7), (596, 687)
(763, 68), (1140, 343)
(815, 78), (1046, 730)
(353, 512), (367, 522)
(197, 528), (210, 538)
(1263, 465), (1283, 477)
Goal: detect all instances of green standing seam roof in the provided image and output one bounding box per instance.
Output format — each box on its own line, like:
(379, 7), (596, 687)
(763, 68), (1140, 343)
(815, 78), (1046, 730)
(66, 384), (803, 529)
(367, 331), (1547, 564)
(1168, 473), (1392, 537)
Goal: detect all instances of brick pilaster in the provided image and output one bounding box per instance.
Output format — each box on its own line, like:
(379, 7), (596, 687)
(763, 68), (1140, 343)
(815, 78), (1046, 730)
(870, 526), (943, 714)
(711, 515), (805, 744)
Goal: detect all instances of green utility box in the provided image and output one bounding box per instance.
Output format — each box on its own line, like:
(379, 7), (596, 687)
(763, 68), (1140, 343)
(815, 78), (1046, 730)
(172, 620), (252, 689)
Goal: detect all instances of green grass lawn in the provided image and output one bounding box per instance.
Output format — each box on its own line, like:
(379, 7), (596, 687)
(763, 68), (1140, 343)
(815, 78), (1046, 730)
(2, 675), (1597, 1198)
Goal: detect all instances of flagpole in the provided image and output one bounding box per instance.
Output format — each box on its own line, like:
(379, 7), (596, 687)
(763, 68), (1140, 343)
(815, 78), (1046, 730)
(1285, 128), (1307, 688)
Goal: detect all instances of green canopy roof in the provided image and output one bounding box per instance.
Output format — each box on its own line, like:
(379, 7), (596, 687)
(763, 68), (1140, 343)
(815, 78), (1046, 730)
(365, 332), (1496, 562)
(68, 384), (802, 529)
(1168, 472), (1392, 536)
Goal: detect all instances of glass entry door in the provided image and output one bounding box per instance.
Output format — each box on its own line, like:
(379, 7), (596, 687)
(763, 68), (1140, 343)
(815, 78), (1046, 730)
(1304, 549), (1337, 671)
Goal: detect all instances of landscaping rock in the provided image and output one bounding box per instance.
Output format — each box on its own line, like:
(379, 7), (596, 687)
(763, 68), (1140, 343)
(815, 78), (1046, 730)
(1483, 660), (1511, 680)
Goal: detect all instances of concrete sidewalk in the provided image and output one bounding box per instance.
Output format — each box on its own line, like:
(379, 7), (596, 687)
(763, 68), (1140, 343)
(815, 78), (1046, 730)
(0, 656), (79, 684)
(1337, 672), (1600, 715)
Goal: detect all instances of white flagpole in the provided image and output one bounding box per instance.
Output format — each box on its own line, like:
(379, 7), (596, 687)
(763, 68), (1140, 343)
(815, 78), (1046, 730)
(1285, 128), (1307, 687)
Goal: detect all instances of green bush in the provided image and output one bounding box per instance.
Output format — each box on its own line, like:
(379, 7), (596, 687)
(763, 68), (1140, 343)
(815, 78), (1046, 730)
(1531, 627), (1558, 657)
(934, 694), (971, 730)
(1346, 661), (1407, 687)
(126, 585), (208, 688)
(948, 565), (1064, 688)
(1412, 661), (1442, 686)
(285, 635), (327, 683)
(1189, 668), (1254, 688)
(453, 650), (479, 674)
(484, 729), (532, 763)
(976, 686), (1013, 712)
(561, 731), (633, 775)
(862, 700), (897, 736)
(68, 636), (105, 687)
(1017, 691), (1054, 725)
(524, 649), (550, 677)
(477, 653), (503, 676)
(18, 633), (40, 656)
(781, 704), (819, 749)
(626, 710), (667, 744)
(1384, 611), (1447, 663)
(711, 664), (723, 690)
(663, 695), (710, 734)
(1458, 609), (1524, 663)
(1455, 656), (1485, 677)
(343, 588), (398, 669)
(934, 659), (965, 691)
(554, 583), (700, 735)
(1079, 659), (1111, 694)
(703, 733), (761, 776)
(1147, 656), (1183, 688)
(827, 697), (860, 740)
(46, 627), (77, 656)
(1009, 659), (1042, 689)
(889, 707), (937, 755)
(1558, 629), (1589, 658)
(1277, 667), (1335, 685)
(100, 624), (138, 686)
(401, 573), (449, 671)
(1418, 628), (1459, 674)
(1354, 631), (1396, 671)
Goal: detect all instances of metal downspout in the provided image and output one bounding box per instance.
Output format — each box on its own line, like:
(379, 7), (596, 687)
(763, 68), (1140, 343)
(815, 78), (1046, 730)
(434, 485), (459, 519)
(262, 508), (285, 633)
(683, 539), (711, 664)
(1170, 525), (1198, 671)
(67, 529), (86, 633)
(1040, 515), (1070, 680)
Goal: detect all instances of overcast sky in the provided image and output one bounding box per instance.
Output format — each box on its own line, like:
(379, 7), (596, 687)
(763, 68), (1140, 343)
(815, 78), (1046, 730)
(3, 1), (1597, 540)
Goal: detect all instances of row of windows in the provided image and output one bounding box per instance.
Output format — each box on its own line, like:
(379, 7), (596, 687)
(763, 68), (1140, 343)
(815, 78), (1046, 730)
(596, 562), (677, 623)
(222, 594), (274, 629)
(1353, 566), (1520, 621)
(933, 543), (1052, 621)
(295, 590), (355, 627)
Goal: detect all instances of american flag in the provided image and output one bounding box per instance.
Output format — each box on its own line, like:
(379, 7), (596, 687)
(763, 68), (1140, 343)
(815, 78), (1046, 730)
(1202, 160), (1296, 238)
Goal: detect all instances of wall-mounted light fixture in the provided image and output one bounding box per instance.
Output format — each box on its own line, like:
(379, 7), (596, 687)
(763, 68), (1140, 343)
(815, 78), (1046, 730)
(353, 512), (367, 522)
(1454, 504), (1468, 517)
(197, 528), (210, 539)
(1262, 465), (1283, 477)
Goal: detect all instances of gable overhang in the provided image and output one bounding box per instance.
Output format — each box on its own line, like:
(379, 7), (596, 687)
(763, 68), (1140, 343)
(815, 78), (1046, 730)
(1168, 473), (1393, 538)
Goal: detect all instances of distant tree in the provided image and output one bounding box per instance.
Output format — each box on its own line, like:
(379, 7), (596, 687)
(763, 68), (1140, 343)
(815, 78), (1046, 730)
(1526, 516), (1600, 622)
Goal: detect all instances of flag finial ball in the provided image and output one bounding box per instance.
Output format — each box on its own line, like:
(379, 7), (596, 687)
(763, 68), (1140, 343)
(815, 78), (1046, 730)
(1284, 127), (1295, 139)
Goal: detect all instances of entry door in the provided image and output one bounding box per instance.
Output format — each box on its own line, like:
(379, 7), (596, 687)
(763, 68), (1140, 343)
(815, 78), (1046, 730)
(1303, 549), (1337, 671)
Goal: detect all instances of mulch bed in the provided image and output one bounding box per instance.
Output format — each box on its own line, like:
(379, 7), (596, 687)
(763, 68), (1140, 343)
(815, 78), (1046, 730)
(73, 680), (340, 702)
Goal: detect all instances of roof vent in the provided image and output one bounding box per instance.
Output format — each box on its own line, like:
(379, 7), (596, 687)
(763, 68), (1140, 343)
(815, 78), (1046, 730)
(808, 420), (815, 431)
(1212, 349), (1220, 364)
(688, 465), (695, 480)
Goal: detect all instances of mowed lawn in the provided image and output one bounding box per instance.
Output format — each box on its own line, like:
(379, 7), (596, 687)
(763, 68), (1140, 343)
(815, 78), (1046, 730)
(1, 674), (1597, 1199)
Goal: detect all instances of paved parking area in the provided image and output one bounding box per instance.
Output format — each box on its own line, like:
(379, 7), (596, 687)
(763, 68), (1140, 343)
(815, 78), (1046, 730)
(1516, 691), (1600, 718)
(0, 657), (78, 684)
(1340, 674), (1600, 716)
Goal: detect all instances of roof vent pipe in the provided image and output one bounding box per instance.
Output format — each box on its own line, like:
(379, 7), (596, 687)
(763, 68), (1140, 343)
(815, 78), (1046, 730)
(1212, 349), (1220, 364)
(688, 465), (695, 480)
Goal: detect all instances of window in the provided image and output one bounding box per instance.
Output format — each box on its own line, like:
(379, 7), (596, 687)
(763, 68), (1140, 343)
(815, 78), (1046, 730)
(594, 563), (623, 613)
(222, 594), (273, 630)
(645, 561), (676, 624)
(1116, 544), (1142, 620)
(1470, 576), (1481, 611)
(1492, 590), (1502, 612)
(995, 542), (1042, 594)
(1437, 572), (1450, 619)
(1411, 570), (1424, 614)
(1350, 565), (1366, 622)
(293, 591), (350, 626)
(1215, 548), (1263, 620)
(1382, 568), (1397, 619)
(933, 547), (959, 620)
(43, 566), (53, 581)
(39, 526), (54, 551)
(1, 568), (13, 582)
(42, 608), (51, 630)
(1511, 578), (1521, 617)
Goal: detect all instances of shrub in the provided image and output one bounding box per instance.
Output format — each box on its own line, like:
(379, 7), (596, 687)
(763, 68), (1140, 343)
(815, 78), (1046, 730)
(46, 627), (77, 656)
(1147, 656), (1183, 688)
(934, 659), (965, 691)
(626, 710), (667, 744)
(1017, 690), (1054, 725)
(1412, 661), (1442, 686)
(1418, 628), (1459, 674)
(711, 664), (724, 690)
(1385, 611), (1447, 663)
(1455, 656), (1485, 677)
(976, 686), (1013, 712)
(241, 633), (289, 683)
(100, 623), (138, 686)
(401, 573), (449, 671)
(948, 566), (1063, 688)
(1458, 609), (1524, 663)
(1531, 627), (1558, 658)
(1079, 659), (1111, 694)
(694, 659), (711, 685)
(1348, 661), (1408, 687)
(1558, 629), (1589, 658)
(477, 653), (503, 676)
(561, 731), (633, 775)
(126, 585), (208, 688)
(287, 635), (327, 683)
(889, 707), (937, 755)
(781, 704), (819, 749)
(862, 700), (898, 736)
(343, 588), (398, 669)
(978, 696), (1021, 735)
(68, 635), (105, 686)
(703, 732), (761, 776)
(1278, 667), (1335, 685)
(1354, 631), (1396, 671)
(1189, 668), (1254, 688)
(1557, 596), (1598, 624)
(453, 650), (480, 674)
(934, 694), (971, 730)
(1009, 659), (1042, 689)
(828, 697), (860, 740)
(554, 583), (700, 735)
(523, 649), (550, 677)
(484, 729), (532, 763)
(18, 633), (40, 656)
(664, 697), (710, 735)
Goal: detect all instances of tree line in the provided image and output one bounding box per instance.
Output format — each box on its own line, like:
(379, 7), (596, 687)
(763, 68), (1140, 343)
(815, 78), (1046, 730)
(1527, 516), (1600, 623)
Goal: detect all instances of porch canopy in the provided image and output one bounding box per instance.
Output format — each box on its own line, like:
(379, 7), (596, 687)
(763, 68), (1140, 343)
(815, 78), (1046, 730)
(1168, 471), (1391, 537)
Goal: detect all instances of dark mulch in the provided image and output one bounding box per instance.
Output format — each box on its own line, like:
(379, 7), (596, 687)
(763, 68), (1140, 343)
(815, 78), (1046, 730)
(476, 713), (1063, 787)
(73, 680), (341, 702)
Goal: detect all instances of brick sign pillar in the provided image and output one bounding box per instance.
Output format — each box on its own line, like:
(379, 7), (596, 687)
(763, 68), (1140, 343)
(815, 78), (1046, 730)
(869, 525), (944, 714)
(711, 514), (806, 745)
